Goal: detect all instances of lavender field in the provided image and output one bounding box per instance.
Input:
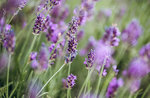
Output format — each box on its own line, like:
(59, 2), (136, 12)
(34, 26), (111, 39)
(0, 0), (150, 98)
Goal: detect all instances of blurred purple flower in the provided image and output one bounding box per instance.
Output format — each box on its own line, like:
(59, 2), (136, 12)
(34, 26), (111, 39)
(129, 79), (141, 93)
(77, 30), (84, 42)
(103, 25), (120, 46)
(139, 43), (150, 62)
(106, 77), (123, 98)
(3, 30), (16, 53)
(31, 60), (39, 69)
(38, 43), (49, 69)
(95, 40), (112, 68)
(127, 57), (149, 78)
(122, 19), (143, 46)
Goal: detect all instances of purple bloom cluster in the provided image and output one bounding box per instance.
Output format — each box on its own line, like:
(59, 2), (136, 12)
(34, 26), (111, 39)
(30, 43), (49, 70)
(63, 74), (77, 88)
(122, 19), (143, 46)
(33, 14), (44, 35)
(66, 37), (78, 63)
(106, 77), (123, 98)
(139, 43), (150, 62)
(127, 57), (149, 78)
(103, 25), (120, 46)
(3, 30), (16, 53)
(84, 49), (95, 69)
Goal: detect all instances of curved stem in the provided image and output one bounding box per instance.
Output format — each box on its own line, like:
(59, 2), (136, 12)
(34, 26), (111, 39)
(7, 54), (11, 98)
(36, 63), (66, 96)
(95, 58), (106, 96)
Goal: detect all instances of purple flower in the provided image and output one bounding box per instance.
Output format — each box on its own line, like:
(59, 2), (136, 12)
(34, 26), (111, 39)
(67, 17), (79, 38)
(139, 43), (150, 62)
(122, 19), (143, 46)
(38, 43), (49, 69)
(33, 14), (44, 35)
(31, 60), (39, 69)
(95, 40), (112, 68)
(84, 49), (95, 69)
(129, 79), (141, 93)
(63, 74), (77, 88)
(77, 30), (84, 42)
(46, 22), (59, 43)
(66, 37), (78, 63)
(49, 44), (57, 63)
(30, 52), (37, 61)
(3, 30), (16, 53)
(127, 57), (149, 78)
(113, 65), (119, 75)
(106, 77), (123, 98)
(103, 25), (120, 46)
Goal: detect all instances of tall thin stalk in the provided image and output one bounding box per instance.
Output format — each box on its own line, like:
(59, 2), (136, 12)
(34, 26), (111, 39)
(36, 63), (66, 96)
(6, 54), (11, 98)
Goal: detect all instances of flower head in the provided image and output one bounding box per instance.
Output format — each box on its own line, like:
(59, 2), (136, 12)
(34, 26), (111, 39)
(103, 25), (120, 46)
(122, 19), (142, 46)
(3, 30), (16, 53)
(84, 49), (95, 69)
(127, 57), (149, 78)
(33, 14), (44, 35)
(63, 74), (77, 88)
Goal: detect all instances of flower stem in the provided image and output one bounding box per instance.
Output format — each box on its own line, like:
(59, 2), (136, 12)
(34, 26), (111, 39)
(7, 54), (11, 98)
(95, 58), (106, 96)
(23, 35), (37, 72)
(67, 62), (71, 98)
(141, 83), (150, 98)
(36, 63), (66, 96)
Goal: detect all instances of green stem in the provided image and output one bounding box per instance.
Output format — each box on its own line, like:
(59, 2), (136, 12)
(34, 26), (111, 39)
(129, 93), (132, 98)
(7, 54), (11, 98)
(67, 62), (71, 98)
(141, 84), (150, 98)
(23, 35), (37, 72)
(95, 58), (106, 96)
(36, 63), (66, 96)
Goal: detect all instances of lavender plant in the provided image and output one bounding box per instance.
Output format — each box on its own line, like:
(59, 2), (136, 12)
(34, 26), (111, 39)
(0, 0), (150, 98)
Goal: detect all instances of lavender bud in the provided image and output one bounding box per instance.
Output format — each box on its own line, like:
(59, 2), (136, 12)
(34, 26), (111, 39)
(3, 30), (16, 53)
(63, 74), (77, 88)
(33, 14), (44, 35)
(84, 49), (95, 69)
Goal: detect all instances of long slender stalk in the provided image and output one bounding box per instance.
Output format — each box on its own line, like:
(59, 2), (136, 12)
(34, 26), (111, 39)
(7, 54), (11, 98)
(141, 84), (150, 98)
(95, 58), (106, 96)
(23, 35), (37, 72)
(67, 62), (71, 98)
(36, 63), (66, 96)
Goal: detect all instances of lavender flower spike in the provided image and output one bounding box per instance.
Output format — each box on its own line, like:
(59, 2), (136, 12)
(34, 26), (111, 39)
(63, 74), (77, 88)
(84, 49), (95, 69)
(33, 14), (44, 35)
(103, 25), (120, 46)
(3, 30), (16, 53)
